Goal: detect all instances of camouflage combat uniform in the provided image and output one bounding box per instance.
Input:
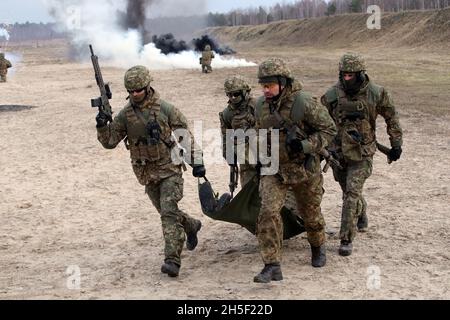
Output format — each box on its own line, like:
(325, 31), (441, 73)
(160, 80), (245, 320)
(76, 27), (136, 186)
(253, 58), (336, 282)
(201, 45), (215, 73)
(0, 53), (12, 83)
(96, 66), (204, 275)
(321, 53), (403, 255)
(220, 76), (257, 187)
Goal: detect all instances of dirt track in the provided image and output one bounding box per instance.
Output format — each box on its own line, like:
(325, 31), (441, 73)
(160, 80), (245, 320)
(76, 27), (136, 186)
(0, 41), (449, 299)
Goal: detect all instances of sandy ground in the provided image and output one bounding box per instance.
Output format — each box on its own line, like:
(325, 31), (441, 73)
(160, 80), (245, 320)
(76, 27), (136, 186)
(0, 41), (449, 300)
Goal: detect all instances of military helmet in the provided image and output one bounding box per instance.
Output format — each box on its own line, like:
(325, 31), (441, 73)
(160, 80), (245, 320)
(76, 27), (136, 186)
(124, 65), (153, 91)
(224, 76), (251, 93)
(258, 58), (293, 83)
(339, 53), (366, 73)
(205, 45), (211, 51)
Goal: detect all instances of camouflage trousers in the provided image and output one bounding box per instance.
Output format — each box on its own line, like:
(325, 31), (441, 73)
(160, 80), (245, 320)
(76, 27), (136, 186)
(202, 64), (212, 73)
(333, 157), (373, 242)
(0, 74), (6, 82)
(145, 174), (199, 266)
(240, 164), (301, 213)
(257, 173), (326, 264)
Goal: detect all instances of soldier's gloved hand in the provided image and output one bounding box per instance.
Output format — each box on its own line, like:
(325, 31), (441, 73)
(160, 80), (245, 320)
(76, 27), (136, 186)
(288, 139), (304, 154)
(388, 146), (402, 162)
(193, 165), (206, 178)
(96, 111), (109, 128)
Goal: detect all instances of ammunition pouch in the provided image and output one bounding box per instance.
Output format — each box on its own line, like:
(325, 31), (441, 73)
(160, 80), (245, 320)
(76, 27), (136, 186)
(341, 125), (363, 162)
(145, 120), (162, 145)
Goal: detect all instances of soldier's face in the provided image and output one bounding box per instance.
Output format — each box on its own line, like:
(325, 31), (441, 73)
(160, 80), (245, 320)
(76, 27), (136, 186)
(261, 82), (283, 99)
(343, 73), (356, 81)
(129, 88), (146, 103)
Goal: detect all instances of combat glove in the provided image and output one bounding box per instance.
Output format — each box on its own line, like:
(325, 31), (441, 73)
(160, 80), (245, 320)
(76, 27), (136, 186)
(288, 138), (304, 154)
(96, 111), (109, 128)
(388, 146), (402, 162)
(193, 165), (206, 178)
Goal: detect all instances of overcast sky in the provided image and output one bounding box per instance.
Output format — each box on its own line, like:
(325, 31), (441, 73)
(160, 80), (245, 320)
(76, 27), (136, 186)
(0, 0), (300, 24)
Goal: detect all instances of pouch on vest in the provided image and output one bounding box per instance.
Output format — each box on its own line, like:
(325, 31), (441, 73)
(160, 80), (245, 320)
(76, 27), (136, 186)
(341, 124), (363, 162)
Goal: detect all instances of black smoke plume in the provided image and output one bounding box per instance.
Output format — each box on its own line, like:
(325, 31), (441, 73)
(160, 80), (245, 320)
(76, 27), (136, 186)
(152, 34), (189, 54)
(192, 35), (236, 55)
(119, 0), (152, 45)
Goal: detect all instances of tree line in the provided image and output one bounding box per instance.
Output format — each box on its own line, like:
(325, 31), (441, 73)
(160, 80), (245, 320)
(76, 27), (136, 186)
(0, 22), (64, 42)
(207, 0), (450, 27)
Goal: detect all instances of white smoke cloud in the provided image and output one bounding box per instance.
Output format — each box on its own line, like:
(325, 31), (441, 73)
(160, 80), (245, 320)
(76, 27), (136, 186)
(3, 53), (22, 77)
(0, 28), (10, 41)
(43, 0), (256, 70)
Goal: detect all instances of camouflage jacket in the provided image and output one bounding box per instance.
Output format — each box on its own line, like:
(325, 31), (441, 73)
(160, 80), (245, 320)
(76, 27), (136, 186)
(255, 80), (337, 183)
(0, 58), (12, 76)
(321, 76), (403, 160)
(219, 96), (256, 160)
(201, 50), (215, 65)
(97, 89), (201, 185)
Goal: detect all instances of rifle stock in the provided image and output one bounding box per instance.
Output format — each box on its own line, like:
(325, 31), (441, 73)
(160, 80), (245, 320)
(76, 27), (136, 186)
(376, 142), (393, 164)
(229, 164), (239, 198)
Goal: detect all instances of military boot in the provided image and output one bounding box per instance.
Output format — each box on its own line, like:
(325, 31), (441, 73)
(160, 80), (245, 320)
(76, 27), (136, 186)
(253, 264), (283, 283)
(339, 240), (353, 256)
(357, 212), (368, 232)
(311, 245), (327, 268)
(186, 220), (202, 251)
(161, 261), (180, 278)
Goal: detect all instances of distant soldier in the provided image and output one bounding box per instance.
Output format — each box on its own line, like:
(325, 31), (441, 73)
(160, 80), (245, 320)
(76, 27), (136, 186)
(95, 65), (205, 278)
(0, 53), (12, 83)
(321, 53), (403, 256)
(201, 45), (215, 73)
(253, 58), (337, 283)
(220, 76), (257, 187)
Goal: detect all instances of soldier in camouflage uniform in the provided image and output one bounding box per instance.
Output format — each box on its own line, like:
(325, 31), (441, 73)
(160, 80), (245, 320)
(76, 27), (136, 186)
(253, 58), (337, 283)
(0, 53), (12, 83)
(321, 53), (403, 256)
(201, 45), (215, 74)
(96, 66), (206, 277)
(220, 76), (257, 187)
(220, 76), (300, 213)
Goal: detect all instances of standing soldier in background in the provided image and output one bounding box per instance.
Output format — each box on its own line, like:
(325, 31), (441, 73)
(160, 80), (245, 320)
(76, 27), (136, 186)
(220, 76), (257, 188)
(253, 58), (337, 283)
(0, 52), (12, 83)
(95, 65), (206, 278)
(321, 53), (403, 257)
(201, 45), (215, 73)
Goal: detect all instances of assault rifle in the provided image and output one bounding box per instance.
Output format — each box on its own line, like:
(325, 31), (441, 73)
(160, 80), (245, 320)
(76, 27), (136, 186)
(89, 45), (112, 122)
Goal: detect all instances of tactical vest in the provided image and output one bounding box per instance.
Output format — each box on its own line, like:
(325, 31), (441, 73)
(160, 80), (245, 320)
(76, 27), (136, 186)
(255, 92), (307, 126)
(124, 100), (174, 166)
(325, 82), (382, 161)
(221, 99), (256, 131)
(255, 91), (309, 164)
